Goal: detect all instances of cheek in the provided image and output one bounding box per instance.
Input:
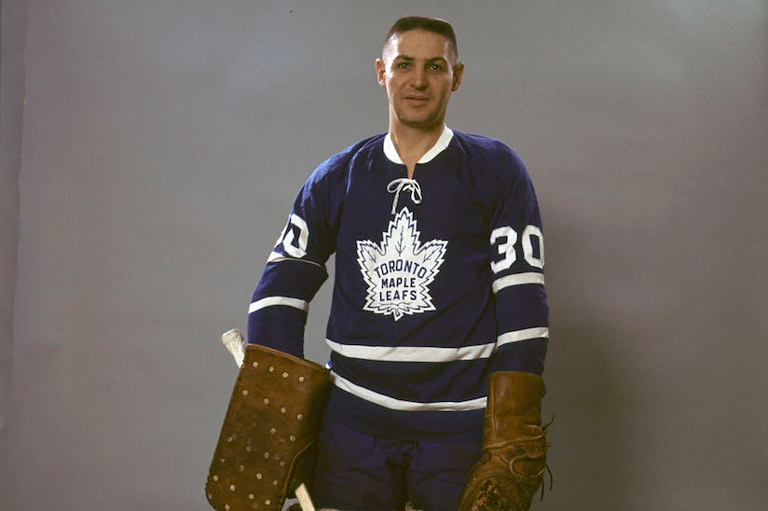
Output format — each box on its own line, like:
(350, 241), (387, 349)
(436, 81), (452, 100)
(387, 78), (403, 96)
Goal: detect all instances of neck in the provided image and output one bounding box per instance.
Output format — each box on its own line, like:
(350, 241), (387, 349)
(388, 120), (444, 178)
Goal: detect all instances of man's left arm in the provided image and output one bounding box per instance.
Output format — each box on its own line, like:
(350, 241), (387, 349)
(489, 151), (548, 375)
(459, 150), (550, 511)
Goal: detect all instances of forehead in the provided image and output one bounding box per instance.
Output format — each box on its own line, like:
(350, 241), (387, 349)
(384, 29), (453, 61)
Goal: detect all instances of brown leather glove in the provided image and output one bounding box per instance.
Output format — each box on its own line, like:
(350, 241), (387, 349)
(458, 371), (551, 511)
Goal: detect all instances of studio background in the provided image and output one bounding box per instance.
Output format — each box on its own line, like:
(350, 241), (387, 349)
(1, 1), (767, 510)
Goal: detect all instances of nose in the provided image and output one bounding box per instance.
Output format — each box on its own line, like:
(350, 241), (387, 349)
(411, 67), (428, 90)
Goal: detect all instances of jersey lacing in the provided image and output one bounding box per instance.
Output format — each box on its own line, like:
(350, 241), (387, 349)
(387, 178), (422, 215)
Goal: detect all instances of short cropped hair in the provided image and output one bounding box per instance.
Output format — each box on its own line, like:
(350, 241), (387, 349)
(383, 16), (459, 61)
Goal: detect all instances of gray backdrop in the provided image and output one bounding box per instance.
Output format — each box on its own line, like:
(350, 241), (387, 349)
(1, 0), (767, 510)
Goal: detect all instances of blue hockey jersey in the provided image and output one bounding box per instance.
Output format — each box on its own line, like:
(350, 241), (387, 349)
(248, 126), (548, 440)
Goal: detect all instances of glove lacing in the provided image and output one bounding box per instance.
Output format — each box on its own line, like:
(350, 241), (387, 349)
(507, 414), (555, 501)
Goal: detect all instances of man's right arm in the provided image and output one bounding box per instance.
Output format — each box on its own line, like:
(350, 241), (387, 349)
(247, 174), (338, 359)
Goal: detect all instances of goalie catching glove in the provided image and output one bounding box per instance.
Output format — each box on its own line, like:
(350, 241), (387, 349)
(458, 371), (552, 511)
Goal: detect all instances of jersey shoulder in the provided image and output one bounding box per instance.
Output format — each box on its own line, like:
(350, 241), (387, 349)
(451, 130), (529, 187)
(305, 133), (386, 187)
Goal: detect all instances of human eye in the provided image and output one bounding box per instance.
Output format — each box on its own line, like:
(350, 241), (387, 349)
(428, 61), (446, 71)
(396, 61), (410, 70)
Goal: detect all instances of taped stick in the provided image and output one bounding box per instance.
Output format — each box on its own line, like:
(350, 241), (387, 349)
(221, 328), (246, 368)
(295, 483), (317, 511)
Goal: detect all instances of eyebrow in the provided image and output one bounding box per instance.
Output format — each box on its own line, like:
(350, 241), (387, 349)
(393, 55), (449, 64)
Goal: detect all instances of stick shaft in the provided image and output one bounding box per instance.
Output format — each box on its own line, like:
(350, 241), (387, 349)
(295, 483), (317, 511)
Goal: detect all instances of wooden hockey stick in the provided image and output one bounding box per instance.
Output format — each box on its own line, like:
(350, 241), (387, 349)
(295, 483), (317, 511)
(220, 328), (246, 368)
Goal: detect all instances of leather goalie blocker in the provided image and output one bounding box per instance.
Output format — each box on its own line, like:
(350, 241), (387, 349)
(206, 344), (331, 511)
(458, 371), (552, 511)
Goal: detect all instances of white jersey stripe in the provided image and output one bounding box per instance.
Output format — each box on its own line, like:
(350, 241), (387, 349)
(267, 251), (324, 268)
(330, 371), (487, 411)
(249, 296), (309, 314)
(492, 272), (545, 293)
(497, 327), (549, 347)
(326, 339), (496, 362)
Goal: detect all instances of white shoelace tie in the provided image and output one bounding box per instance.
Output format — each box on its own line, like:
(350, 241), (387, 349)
(387, 178), (422, 215)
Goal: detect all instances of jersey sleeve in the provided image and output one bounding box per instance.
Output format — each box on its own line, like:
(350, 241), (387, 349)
(489, 149), (549, 375)
(247, 169), (339, 359)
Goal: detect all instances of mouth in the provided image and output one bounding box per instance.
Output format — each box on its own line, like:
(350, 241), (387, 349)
(404, 96), (430, 104)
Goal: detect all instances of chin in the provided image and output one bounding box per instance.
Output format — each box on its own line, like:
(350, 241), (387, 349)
(397, 113), (441, 129)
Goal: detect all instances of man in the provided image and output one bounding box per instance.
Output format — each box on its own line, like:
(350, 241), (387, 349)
(247, 16), (550, 511)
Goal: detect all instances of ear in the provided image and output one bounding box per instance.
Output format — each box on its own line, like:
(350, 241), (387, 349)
(451, 62), (465, 91)
(375, 58), (387, 88)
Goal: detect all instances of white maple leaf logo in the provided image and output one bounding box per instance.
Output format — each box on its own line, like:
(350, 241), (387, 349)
(356, 208), (448, 320)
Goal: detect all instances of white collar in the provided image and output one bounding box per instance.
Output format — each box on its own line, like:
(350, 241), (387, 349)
(383, 125), (454, 165)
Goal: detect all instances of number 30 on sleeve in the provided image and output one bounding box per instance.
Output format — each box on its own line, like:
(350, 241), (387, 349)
(490, 225), (544, 273)
(275, 214), (310, 258)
